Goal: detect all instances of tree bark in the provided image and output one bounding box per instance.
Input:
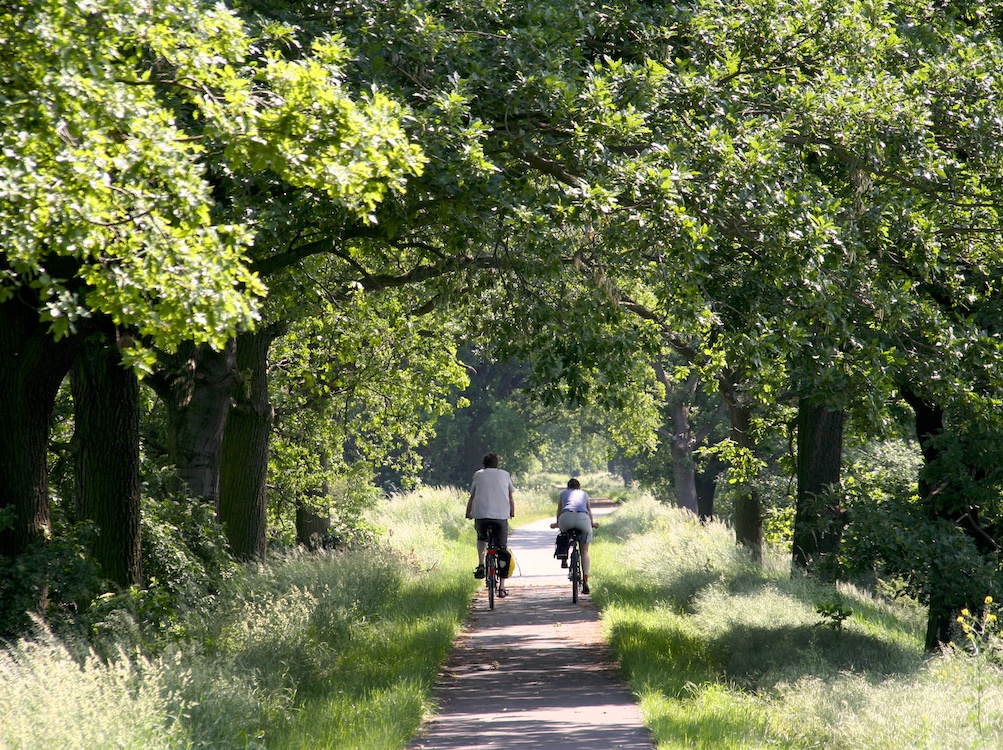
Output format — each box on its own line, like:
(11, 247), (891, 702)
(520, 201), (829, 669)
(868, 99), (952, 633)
(0, 298), (82, 621)
(149, 340), (239, 510)
(695, 456), (724, 522)
(792, 401), (846, 578)
(70, 333), (142, 587)
(219, 329), (278, 560)
(900, 390), (953, 651)
(654, 359), (699, 514)
(898, 387), (997, 651)
(725, 395), (762, 559)
(667, 385), (699, 515)
(716, 371), (763, 557)
(296, 503), (331, 548)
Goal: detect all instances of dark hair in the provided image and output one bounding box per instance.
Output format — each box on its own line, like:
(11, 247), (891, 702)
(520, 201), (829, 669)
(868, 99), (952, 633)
(567, 478), (580, 489)
(483, 452), (500, 469)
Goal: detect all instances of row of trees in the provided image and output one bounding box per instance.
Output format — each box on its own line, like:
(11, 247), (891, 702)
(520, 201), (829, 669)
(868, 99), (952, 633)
(5, 0), (1003, 649)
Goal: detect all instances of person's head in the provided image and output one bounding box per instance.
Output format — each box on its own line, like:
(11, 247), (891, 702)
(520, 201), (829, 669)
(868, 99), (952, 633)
(567, 478), (580, 489)
(483, 452), (500, 469)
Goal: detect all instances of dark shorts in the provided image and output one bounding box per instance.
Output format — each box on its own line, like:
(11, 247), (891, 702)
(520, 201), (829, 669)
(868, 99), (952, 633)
(475, 518), (509, 548)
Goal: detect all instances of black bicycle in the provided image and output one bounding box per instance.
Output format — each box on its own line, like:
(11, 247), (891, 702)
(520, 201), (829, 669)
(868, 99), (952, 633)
(484, 523), (502, 610)
(566, 528), (584, 603)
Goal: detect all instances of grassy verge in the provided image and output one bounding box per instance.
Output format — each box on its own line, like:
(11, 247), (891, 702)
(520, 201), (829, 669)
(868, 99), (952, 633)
(592, 496), (1003, 749)
(0, 487), (481, 750)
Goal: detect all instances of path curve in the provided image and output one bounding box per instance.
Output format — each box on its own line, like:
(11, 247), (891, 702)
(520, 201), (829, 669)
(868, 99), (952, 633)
(408, 505), (655, 750)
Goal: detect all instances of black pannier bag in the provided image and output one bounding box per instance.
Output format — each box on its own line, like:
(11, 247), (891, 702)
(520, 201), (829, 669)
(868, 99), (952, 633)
(554, 531), (570, 560)
(497, 548), (515, 578)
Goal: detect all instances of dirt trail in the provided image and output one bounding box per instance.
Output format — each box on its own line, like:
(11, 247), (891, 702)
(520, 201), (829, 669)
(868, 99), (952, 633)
(408, 506), (655, 750)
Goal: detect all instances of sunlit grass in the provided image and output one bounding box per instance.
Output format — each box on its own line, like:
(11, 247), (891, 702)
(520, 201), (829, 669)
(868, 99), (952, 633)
(0, 487), (480, 750)
(592, 495), (1003, 749)
(267, 570), (471, 749)
(9, 487), (1001, 750)
(0, 626), (186, 749)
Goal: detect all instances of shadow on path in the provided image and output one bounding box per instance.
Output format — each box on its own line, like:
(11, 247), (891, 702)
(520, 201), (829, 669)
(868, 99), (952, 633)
(408, 511), (655, 750)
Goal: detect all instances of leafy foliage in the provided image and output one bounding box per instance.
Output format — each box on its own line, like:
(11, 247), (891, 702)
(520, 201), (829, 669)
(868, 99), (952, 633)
(1, 0), (424, 365)
(268, 286), (468, 510)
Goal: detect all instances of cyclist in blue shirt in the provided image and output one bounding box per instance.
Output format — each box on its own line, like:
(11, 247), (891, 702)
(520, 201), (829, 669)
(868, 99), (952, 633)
(554, 478), (599, 594)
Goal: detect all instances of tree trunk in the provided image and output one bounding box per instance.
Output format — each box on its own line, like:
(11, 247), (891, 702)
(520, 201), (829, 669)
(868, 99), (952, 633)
(149, 340), (239, 510)
(296, 503), (331, 548)
(462, 423), (489, 482)
(0, 298), (82, 623)
(653, 359), (700, 514)
(296, 451), (332, 548)
(726, 397), (762, 559)
(792, 401), (846, 578)
(608, 452), (636, 486)
(898, 387), (966, 649)
(669, 399), (699, 515)
(695, 456), (724, 522)
(70, 333), (142, 587)
(219, 329), (278, 561)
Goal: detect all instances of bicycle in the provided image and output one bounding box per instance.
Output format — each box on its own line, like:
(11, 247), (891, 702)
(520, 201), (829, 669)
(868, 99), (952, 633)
(566, 528), (584, 603)
(483, 522), (507, 609)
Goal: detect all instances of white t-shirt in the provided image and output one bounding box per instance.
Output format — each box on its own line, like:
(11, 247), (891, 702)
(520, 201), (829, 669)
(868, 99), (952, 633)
(469, 468), (515, 519)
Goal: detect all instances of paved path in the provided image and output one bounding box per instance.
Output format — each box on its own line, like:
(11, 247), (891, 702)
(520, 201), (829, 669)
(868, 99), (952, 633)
(408, 506), (655, 750)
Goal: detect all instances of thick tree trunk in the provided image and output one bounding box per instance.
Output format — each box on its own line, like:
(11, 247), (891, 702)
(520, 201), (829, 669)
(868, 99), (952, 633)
(900, 388), (1001, 650)
(901, 391), (954, 651)
(695, 456), (724, 522)
(792, 401), (846, 578)
(616, 458), (636, 487)
(0, 301), (82, 616)
(70, 333), (142, 587)
(653, 360), (700, 514)
(296, 503), (331, 548)
(219, 329), (277, 561)
(150, 341), (238, 510)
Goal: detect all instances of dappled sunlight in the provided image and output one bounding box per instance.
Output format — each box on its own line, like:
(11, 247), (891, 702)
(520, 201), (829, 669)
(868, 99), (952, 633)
(590, 496), (993, 749)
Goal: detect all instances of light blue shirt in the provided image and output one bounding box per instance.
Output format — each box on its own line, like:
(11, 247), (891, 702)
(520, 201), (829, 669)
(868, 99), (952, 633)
(559, 488), (589, 514)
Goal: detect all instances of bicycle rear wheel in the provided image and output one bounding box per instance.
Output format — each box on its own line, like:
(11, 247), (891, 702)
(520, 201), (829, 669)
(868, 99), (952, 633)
(485, 527), (497, 610)
(487, 554), (497, 609)
(569, 545), (581, 603)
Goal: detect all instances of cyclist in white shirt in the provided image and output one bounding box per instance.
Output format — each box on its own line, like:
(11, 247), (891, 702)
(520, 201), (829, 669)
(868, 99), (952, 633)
(465, 452), (516, 590)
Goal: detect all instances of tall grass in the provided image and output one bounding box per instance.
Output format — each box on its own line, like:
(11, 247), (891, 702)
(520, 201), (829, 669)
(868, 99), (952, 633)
(592, 496), (1003, 749)
(0, 487), (479, 750)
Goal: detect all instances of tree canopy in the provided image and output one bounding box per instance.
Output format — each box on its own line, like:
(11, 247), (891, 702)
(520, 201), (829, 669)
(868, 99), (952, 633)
(6, 0), (1003, 651)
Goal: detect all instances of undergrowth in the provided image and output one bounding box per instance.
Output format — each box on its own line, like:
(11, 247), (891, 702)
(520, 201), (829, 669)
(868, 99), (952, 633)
(592, 496), (1003, 749)
(0, 486), (479, 750)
